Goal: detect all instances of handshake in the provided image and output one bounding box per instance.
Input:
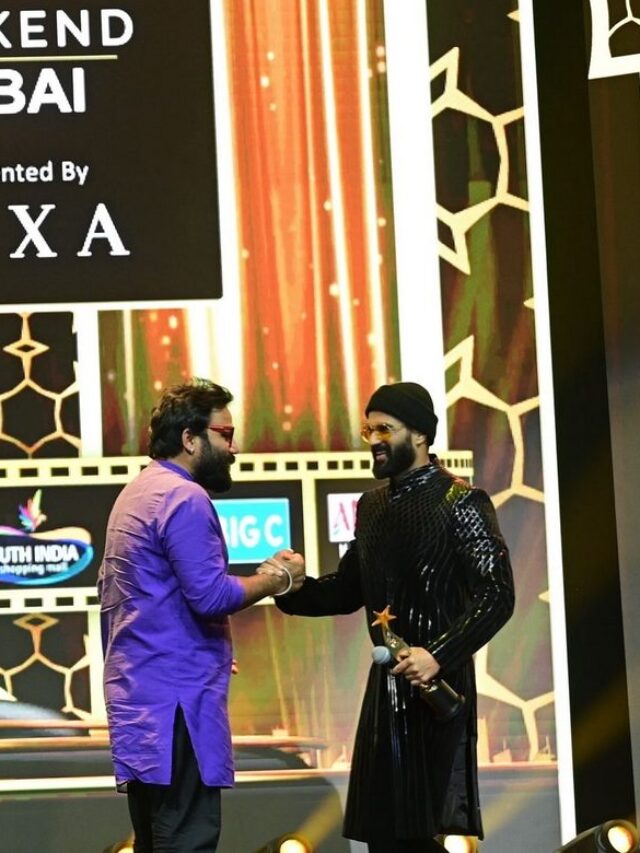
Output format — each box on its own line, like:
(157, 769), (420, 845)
(256, 549), (305, 597)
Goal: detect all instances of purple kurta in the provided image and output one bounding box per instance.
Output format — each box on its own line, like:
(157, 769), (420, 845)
(98, 459), (245, 787)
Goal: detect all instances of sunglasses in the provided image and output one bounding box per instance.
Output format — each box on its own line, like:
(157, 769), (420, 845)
(207, 425), (235, 445)
(360, 422), (404, 443)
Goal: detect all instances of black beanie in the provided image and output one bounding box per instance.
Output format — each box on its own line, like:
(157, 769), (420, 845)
(365, 381), (438, 444)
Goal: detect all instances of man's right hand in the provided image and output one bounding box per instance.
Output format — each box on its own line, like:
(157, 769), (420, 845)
(257, 550), (305, 595)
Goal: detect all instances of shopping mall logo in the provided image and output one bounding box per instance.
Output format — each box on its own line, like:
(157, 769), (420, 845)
(0, 489), (93, 585)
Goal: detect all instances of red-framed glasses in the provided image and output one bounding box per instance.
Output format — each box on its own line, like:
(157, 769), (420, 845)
(207, 425), (235, 445)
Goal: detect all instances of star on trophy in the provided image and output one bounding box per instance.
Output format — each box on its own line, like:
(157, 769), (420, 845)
(371, 605), (465, 722)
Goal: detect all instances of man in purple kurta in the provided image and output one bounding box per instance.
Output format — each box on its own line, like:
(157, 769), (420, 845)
(98, 379), (304, 852)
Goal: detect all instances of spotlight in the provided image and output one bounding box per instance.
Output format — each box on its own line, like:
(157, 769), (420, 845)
(605, 823), (639, 853)
(439, 835), (478, 853)
(280, 841), (310, 853)
(555, 820), (639, 852)
(253, 833), (313, 853)
(101, 840), (134, 853)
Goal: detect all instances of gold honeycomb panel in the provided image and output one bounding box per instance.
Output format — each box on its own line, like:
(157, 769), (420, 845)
(0, 313), (80, 457)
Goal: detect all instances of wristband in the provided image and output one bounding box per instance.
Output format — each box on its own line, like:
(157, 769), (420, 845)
(273, 563), (293, 597)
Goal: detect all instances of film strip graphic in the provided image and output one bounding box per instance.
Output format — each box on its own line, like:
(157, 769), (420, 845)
(0, 450), (473, 616)
(0, 450), (472, 736)
(1, 451), (554, 772)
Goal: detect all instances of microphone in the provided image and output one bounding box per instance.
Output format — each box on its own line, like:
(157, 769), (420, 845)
(371, 645), (465, 722)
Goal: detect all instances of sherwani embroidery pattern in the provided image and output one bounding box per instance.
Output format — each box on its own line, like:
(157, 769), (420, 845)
(277, 461), (514, 841)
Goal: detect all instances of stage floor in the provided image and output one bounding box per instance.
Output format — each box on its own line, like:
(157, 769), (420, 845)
(0, 763), (561, 852)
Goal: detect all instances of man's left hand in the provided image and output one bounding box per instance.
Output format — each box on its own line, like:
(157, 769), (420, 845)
(391, 647), (441, 686)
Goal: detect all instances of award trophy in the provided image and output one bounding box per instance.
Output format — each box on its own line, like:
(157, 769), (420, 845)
(371, 606), (465, 722)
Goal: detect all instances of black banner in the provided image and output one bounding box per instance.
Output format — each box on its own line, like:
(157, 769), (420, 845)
(0, 1), (222, 304)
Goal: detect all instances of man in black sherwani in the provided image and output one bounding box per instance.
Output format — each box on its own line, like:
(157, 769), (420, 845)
(277, 381), (515, 853)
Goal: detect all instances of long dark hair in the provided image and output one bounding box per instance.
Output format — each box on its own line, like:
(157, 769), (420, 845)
(148, 378), (233, 459)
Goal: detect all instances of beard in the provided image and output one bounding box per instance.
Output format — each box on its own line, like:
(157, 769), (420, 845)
(371, 436), (416, 480)
(193, 441), (236, 493)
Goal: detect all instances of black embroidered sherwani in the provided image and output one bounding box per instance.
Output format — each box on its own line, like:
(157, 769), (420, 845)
(276, 460), (514, 842)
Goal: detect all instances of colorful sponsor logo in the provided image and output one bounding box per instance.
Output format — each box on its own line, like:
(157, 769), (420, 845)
(0, 489), (93, 585)
(327, 493), (362, 543)
(213, 498), (291, 564)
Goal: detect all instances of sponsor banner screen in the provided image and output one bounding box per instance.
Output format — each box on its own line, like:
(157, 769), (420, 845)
(213, 481), (303, 576)
(0, 479), (305, 589)
(0, 483), (121, 589)
(315, 478), (381, 575)
(213, 497), (291, 565)
(0, 1), (222, 304)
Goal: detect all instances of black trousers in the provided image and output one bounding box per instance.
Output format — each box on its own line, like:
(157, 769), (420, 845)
(368, 840), (446, 853)
(127, 708), (221, 853)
